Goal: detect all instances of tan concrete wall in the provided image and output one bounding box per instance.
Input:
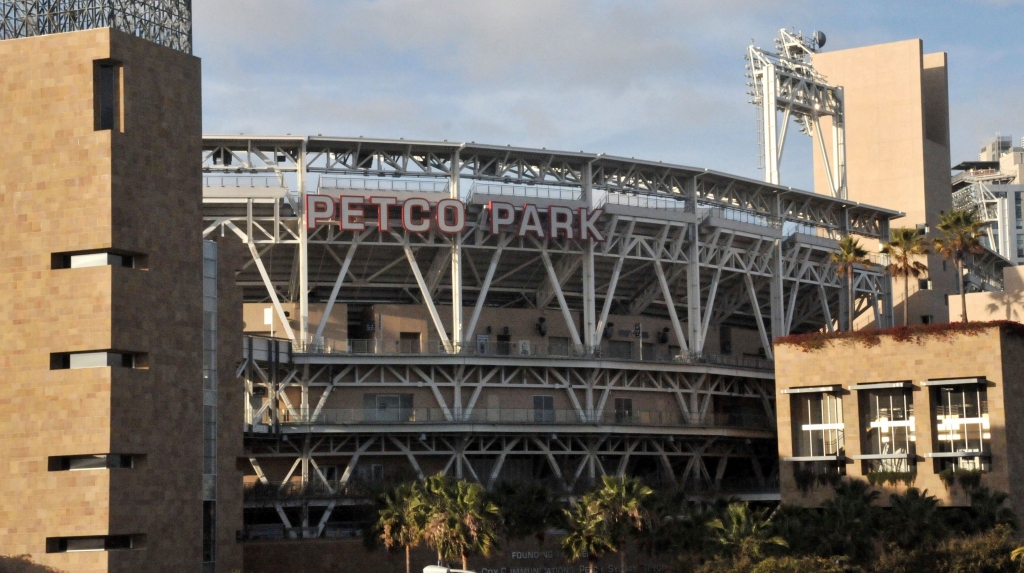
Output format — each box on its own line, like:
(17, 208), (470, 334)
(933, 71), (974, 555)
(774, 326), (1021, 517)
(363, 304), (764, 357)
(0, 29), (208, 572)
(812, 40), (956, 326)
(964, 266), (1024, 322)
(243, 302), (349, 342)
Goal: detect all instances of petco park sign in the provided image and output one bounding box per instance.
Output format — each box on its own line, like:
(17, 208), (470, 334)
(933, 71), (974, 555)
(305, 195), (606, 242)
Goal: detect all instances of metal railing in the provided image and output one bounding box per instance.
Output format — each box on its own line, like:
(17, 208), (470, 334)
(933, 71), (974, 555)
(203, 175), (285, 188)
(698, 204), (781, 228)
(298, 338), (774, 371)
(319, 177), (449, 193)
(469, 183), (582, 201)
(601, 192), (688, 211)
(269, 407), (773, 430)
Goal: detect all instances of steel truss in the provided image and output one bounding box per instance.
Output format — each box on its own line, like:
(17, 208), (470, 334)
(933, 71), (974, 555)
(746, 29), (846, 198)
(202, 136), (898, 354)
(205, 135), (898, 536)
(244, 431), (778, 536)
(0, 0), (191, 52)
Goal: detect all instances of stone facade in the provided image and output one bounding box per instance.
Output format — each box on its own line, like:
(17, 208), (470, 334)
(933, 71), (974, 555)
(774, 323), (1024, 518)
(0, 28), (240, 572)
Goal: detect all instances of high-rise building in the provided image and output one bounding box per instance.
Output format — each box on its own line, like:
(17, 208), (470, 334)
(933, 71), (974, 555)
(810, 40), (1007, 325)
(0, 2), (241, 571)
(952, 136), (1024, 264)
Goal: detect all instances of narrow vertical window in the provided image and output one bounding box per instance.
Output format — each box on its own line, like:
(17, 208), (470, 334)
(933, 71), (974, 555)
(94, 60), (121, 131)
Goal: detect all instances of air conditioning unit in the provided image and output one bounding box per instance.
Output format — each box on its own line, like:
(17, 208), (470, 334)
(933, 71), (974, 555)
(518, 340), (531, 356)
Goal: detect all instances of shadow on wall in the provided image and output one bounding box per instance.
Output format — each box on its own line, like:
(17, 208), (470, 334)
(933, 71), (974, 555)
(985, 288), (1024, 321)
(0, 555), (64, 573)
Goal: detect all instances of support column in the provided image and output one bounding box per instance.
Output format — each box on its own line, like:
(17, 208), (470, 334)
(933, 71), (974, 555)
(297, 139), (309, 348)
(450, 150), (463, 352)
(686, 222), (701, 354)
(581, 161), (596, 353)
(770, 195), (786, 338)
(762, 65), (779, 185)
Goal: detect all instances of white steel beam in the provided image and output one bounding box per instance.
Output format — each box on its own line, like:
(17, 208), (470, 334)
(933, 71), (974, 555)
(397, 237), (453, 353)
(247, 242), (295, 341)
(744, 274), (773, 360)
(539, 245), (582, 348)
(463, 235), (508, 347)
(654, 259), (689, 354)
(314, 229), (371, 341)
(298, 140), (309, 346)
(450, 149), (464, 350)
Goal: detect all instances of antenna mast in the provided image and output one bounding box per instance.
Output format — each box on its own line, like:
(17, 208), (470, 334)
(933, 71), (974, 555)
(745, 29), (846, 199)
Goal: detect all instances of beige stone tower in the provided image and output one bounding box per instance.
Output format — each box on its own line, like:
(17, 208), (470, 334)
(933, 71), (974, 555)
(812, 40), (957, 326)
(0, 22), (240, 573)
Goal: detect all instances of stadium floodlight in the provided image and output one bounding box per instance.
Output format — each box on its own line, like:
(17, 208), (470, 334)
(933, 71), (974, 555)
(746, 28), (846, 199)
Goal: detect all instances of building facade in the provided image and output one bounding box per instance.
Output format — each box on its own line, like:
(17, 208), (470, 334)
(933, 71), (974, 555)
(0, 4), (241, 572)
(199, 136), (899, 539)
(774, 322), (1024, 518)
(952, 136), (1024, 265)
(810, 40), (1007, 326)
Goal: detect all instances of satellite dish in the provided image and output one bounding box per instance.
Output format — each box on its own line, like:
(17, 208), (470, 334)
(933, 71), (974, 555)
(813, 30), (826, 49)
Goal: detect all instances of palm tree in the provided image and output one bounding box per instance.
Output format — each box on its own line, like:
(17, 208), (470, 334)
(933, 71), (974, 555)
(562, 497), (615, 573)
(419, 474), (502, 571)
(881, 488), (946, 550)
(378, 483), (425, 573)
(816, 480), (880, 564)
(832, 236), (870, 331)
(708, 502), (788, 560)
(882, 227), (930, 326)
(933, 208), (987, 323)
(592, 476), (653, 572)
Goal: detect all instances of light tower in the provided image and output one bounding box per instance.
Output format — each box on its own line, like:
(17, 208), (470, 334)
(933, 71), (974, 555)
(745, 29), (847, 200)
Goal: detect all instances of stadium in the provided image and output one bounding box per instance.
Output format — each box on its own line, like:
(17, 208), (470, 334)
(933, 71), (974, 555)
(200, 136), (899, 537)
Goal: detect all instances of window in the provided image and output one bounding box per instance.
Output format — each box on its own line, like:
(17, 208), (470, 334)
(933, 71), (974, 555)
(641, 343), (656, 361)
(858, 387), (915, 475)
(364, 394), (413, 423)
(791, 392), (844, 458)
(932, 383), (990, 471)
(918, 279), (932, 291)
(202, 501), (215, 564)
(548, 337), (570, 357)
(48, 454), (136, 471)
(1017, 235), (1024, 259)
(47, 535), (141, 553)
(1016, 193), (1022, 229)
(50, 351), (146, 370)
(322, 466), (339, 484)
(398, 332), (420, 354)
(719, 326), (732, 355)
(921, 315), (934, 325)
(52, 251), (144, 270)
(606, 340), (633, 360)
(614, 398), (633, 424)
(357, 464), (384, 482)
(533, 395), (554, 423)
(93, 60), (122, 132)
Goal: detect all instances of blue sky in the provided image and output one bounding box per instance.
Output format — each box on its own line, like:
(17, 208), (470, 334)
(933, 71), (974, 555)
(193, 0), (1023, 191)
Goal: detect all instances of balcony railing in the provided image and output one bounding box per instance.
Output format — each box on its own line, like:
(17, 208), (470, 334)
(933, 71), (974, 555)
(266, 408), (773, 430)
(295, 338), (774, 371)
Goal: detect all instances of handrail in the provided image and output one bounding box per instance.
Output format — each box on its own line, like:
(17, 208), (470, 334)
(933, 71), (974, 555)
(263, 407), (773, 430)
(295, 338), (774, 371)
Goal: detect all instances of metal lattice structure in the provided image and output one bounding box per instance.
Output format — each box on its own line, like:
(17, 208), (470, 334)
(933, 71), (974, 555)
(202, 135), (900, 538)
(746, 29), (846, 199)
(0, 0), (191, 52)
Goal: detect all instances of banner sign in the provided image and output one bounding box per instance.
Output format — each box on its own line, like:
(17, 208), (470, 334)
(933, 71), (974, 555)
(306, 195), (605, 241)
